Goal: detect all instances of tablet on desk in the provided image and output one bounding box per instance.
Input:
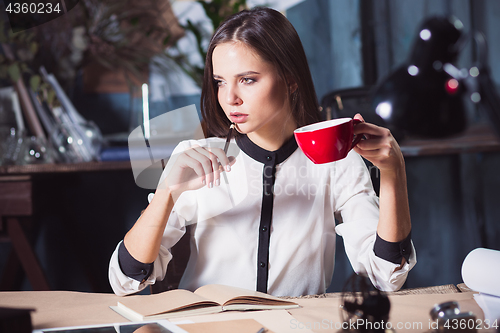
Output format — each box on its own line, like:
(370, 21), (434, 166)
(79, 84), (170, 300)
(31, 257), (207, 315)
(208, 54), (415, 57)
(32, 320), (188, 333)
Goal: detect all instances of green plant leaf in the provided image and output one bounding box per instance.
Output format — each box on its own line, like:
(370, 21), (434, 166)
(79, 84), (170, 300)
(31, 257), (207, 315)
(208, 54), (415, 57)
(30, 75), (41, 91)
(39, 82), (49, 92)
(30, 42), (38, 56)
(25, 31), (35, 43)
(17, 31), (26, 43)
(7, 63), (20, 82)
(47, 89), (56, 106)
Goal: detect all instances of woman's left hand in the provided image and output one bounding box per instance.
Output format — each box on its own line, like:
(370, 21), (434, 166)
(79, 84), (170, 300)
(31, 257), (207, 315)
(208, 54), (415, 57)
(352, 113), (404, 175)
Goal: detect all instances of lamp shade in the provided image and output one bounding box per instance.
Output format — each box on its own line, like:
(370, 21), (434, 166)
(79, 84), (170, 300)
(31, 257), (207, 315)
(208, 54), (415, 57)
(372, 17), (467, 138)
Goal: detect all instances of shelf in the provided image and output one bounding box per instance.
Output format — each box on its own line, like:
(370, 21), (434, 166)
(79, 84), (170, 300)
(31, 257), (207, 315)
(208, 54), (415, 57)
(0, 160), (132, 176)
(399, 122), (500, 156)
(2, 123), (500, 176)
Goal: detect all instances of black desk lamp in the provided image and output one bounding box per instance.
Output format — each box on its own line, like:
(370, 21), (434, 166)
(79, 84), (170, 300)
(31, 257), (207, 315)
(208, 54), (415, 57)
(372, 16), (500, 138)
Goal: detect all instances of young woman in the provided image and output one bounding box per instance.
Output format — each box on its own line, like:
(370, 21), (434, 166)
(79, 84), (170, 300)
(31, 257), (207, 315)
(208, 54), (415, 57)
(109, 7), (416, 297)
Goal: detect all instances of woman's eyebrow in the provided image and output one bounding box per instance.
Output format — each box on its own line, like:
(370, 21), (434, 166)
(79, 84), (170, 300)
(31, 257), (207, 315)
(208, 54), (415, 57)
(234, 71), (260, 77)
(213, 71), (260, 79)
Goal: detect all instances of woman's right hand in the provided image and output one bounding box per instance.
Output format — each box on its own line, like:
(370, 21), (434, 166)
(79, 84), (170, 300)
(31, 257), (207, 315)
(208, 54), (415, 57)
(163, 145), (235, 198)
(124, 143), (236, 265)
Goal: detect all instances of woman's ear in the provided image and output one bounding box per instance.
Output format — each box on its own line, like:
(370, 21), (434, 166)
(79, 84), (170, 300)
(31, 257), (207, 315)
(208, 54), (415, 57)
(287, 76), (298, 94)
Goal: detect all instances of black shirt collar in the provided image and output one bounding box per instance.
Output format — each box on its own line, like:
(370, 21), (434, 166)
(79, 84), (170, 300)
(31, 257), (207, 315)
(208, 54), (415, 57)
(236, 134), (298, 164)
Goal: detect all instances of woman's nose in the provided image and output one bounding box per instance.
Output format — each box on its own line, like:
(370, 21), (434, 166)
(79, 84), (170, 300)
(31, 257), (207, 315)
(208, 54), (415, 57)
(225, 86), (243, 106)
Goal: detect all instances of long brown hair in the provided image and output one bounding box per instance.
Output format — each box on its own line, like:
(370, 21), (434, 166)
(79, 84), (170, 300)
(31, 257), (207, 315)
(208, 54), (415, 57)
(201, 7), (321, 138)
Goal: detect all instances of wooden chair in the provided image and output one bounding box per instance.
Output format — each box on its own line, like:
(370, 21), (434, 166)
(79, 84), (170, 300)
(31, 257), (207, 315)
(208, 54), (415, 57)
(0, 176), (50, 291)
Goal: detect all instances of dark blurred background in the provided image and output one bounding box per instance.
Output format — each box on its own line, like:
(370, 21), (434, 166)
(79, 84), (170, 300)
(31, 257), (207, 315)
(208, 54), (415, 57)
(1, 0), (499, 294)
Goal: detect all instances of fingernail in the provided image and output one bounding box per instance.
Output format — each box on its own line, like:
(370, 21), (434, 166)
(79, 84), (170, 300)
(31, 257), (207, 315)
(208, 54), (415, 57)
(215, 179), (220, 186)
(202, 179), (206, 185)
(209, 182), (213, 188)
(226, 165), (231, 172)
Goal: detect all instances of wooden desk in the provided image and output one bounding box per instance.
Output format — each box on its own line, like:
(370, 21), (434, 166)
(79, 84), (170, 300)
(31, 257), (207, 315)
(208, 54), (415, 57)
(0, 285), (492, 333)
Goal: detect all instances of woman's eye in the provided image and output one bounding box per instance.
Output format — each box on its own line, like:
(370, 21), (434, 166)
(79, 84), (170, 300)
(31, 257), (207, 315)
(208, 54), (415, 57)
(242, 77), (255, 84)
(214, 79), (225, 87)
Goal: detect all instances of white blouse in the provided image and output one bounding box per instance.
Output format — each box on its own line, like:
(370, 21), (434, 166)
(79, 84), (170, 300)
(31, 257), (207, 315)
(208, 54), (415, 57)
(109, 135), (416, 297)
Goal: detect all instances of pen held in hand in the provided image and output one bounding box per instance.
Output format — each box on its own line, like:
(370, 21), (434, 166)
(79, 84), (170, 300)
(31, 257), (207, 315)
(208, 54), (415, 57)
(222, 123), (235, 207)
(224, 123), (235, 154)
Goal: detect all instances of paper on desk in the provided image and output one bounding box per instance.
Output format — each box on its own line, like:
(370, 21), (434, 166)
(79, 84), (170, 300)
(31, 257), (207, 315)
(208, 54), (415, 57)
(474, 293), (500, 322)
(169, 309), (313, 333)
(178, 318), (271, 333)
(462, 248), (500, 297)
(462, 248), (500, 323)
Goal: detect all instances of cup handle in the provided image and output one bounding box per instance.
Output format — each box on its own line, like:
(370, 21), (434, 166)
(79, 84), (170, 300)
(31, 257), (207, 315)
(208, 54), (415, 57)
(350, 118), (363, 150)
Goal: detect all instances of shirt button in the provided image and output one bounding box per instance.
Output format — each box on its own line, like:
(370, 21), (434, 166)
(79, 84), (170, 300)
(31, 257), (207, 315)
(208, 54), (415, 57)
(260, 262), (266, 268)
(261, 226), (268, 232)
(266, 156), (272, 161)
(402, 248), (406, 253)
(141, 269), (146, 275)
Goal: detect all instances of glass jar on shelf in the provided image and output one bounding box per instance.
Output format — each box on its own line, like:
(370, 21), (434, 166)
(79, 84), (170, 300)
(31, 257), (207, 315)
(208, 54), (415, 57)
(0, 127), (24, 166)
(49, 121), (102, 163)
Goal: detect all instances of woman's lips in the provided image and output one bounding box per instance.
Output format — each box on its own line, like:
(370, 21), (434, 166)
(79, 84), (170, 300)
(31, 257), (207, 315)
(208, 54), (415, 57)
(230, 112), (248, 123)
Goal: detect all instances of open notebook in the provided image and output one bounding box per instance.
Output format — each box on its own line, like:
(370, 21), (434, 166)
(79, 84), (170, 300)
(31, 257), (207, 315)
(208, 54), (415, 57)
(111, 284), (299, 321)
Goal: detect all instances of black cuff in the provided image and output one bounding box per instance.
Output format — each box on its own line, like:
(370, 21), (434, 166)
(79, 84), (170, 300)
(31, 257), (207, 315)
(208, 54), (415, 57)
(118, 241), (154, 282)
(373, 231), (412, 265)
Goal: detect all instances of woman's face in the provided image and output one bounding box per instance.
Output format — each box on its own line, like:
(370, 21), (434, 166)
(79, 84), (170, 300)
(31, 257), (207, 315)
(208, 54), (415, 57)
(212, 42), (295, 139)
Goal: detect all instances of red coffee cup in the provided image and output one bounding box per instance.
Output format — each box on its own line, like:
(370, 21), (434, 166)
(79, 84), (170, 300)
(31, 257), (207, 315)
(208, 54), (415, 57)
(294, 118), (362, 164)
